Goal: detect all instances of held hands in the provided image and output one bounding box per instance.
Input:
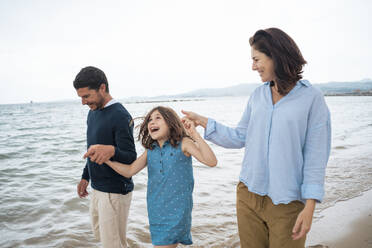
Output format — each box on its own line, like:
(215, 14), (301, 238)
(182, 118), (198, 139)
(83, 144), (115, 165)
(181, 110), (208, 128)
(181, 118), (217, 167)
(292, 200), (315, 240)
(78, 145), (114, 198)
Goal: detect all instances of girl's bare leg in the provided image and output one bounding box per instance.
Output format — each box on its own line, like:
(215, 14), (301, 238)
(154, 244), (178, 248)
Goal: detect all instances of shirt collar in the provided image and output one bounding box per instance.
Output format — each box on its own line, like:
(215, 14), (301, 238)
(298, 79), (311, 87)
(152, 140), (172, 149)
(263, 80), (311, 87)
(104, 98), (118, 108)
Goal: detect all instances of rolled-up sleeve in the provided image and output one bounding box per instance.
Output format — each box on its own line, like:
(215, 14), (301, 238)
(301, 94), (331, 202)
(204, 100), (251, 149)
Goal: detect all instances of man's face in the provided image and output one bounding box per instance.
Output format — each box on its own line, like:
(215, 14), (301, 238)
(76, 87), (105, 110)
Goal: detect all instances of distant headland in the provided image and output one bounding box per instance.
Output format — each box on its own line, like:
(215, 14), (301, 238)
(126, 79), (372, 102)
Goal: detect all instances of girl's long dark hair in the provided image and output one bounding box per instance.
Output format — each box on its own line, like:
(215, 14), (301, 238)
(138, 106), (187, 149)
(249, 28), (307, 95)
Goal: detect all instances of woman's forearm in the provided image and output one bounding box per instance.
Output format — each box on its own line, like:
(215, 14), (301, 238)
(304, 199), (316, 212)
(198, 116), (208, 129)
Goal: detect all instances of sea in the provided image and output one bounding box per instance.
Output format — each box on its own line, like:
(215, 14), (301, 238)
(0, 96), (371, 248)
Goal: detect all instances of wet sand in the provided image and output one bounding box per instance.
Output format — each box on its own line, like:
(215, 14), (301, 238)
(306, 189), (372, 248)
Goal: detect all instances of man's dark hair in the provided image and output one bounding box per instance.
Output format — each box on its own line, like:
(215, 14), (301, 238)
(249, 28), (307, 95)
(73, 66), (109, 92)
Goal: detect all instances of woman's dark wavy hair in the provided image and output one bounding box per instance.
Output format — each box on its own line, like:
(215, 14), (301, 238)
(138, 106), (187, 149)
(249, 28), (307, 95)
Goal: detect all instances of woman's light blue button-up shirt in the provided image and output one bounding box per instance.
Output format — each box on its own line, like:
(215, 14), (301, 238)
(204, 80), (331, 205)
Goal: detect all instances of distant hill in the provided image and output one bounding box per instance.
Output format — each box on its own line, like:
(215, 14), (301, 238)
(123, 79), (372, 103)
(314, 80), (372, 95)
(171, 80), (372, 98)
(172, 83), (260, 97)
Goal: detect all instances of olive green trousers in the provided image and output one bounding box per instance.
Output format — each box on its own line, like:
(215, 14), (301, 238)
(236, 182), (306, 248)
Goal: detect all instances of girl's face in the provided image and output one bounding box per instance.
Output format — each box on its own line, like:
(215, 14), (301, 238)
(251, 47), (275, 83)
(147, 110), (170, 143)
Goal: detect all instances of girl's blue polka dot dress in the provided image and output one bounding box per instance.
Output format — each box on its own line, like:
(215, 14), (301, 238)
(147, 140), (194, 246)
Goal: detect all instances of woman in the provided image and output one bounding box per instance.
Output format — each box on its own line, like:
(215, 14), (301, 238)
(182, 28), (331, 248)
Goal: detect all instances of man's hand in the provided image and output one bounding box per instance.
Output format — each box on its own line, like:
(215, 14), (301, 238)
(77, 179), (89, 198)
(84, 144), (115, 165)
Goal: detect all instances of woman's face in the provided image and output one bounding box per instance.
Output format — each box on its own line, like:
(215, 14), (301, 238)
(251, 47), (275, 83)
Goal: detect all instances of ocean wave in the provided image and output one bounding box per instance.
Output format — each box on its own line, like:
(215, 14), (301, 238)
(0, 152), (19, 160)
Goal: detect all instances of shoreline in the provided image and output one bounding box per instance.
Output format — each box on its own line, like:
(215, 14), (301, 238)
(306, 189), (372, 248)
(324, 92), (372, 96)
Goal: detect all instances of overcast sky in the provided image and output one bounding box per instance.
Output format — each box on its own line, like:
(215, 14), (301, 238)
(1, 0), (371, 104)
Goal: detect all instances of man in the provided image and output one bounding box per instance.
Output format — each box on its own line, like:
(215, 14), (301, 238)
(73, 66), (136, 248)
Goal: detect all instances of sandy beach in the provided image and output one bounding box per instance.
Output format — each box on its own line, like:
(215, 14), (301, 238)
(306, 189), (372, 248)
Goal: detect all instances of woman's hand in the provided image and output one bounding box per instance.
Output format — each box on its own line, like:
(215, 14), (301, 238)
(292, 199), (316, 240)
(183, 118), (198, 139)
(181, 110), (208, 128)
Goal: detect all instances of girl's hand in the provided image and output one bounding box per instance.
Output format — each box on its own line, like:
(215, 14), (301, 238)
(183, 118), (198, 138)
(292, 199), (315, 240)
(84, 144), (115, 165)
(181, 110), (208, 128)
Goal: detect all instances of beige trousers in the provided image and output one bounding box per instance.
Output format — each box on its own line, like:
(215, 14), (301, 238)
(236, 182), (306, 248)
(90, 189), (132, 248)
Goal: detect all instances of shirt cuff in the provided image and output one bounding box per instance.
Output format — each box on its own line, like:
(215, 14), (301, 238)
(113, 146), (123, 161)
(301, 184), (324, 203)
(204, 118), (216, 140)
(82, 171), (90, 181)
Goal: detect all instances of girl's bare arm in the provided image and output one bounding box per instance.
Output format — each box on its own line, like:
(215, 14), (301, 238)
(105, 150), (147, 177)
(182, 118), (217, 167)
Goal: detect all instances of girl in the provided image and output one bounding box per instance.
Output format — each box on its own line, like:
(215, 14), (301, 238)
(103, 106), (217, 248)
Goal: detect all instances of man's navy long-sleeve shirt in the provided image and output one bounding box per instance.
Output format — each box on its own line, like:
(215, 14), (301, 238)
(82, 102), (137, 195)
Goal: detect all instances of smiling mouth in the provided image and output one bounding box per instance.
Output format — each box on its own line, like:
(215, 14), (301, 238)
(150, 127), (160, 133)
